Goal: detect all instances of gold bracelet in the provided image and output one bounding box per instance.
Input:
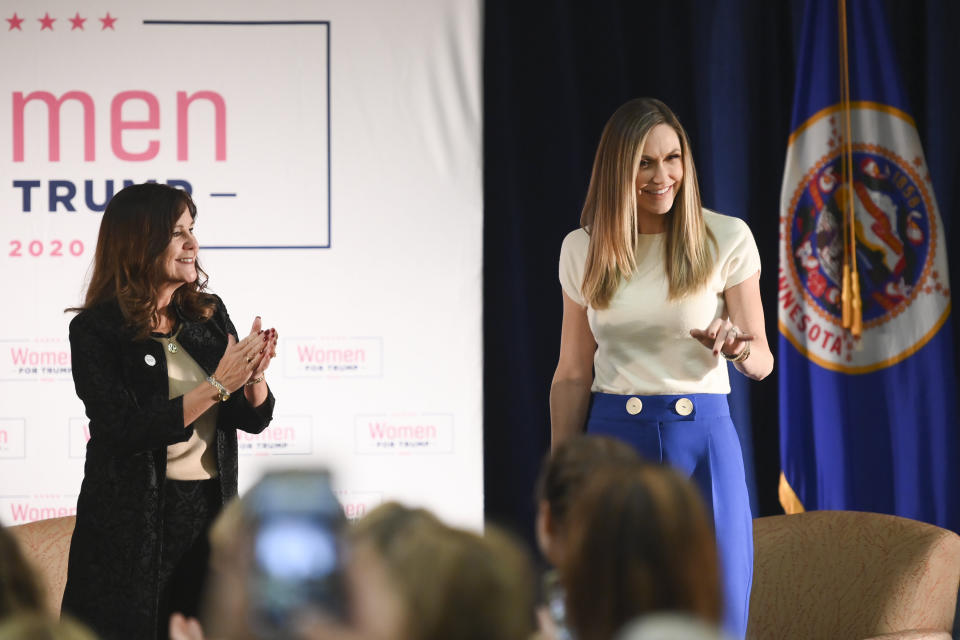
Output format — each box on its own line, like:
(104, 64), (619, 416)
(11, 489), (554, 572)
(245, 376), (264, 386)
(205, 376), (231, 402)
(721, 343), (750, 363)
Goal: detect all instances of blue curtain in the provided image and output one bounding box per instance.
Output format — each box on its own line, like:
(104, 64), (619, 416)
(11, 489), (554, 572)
(483, 0), (960, 546)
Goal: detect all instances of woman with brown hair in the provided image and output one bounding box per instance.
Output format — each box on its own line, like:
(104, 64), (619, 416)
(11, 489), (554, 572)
(534, 435), (641, 640)
(550, 98), (772, 638)
(535, 434), (640, 567)
(562, 463), (722, 640)
(61, 183), (278, 639)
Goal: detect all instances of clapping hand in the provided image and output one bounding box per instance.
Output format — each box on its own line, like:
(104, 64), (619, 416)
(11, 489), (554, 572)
(212, 317), (278, 393)
(245, 316), (278, 384)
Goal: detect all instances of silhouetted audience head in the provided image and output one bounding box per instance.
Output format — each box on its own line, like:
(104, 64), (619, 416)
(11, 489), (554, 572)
(614, 613), (727, 640)
(0, 525), (44, 618)
(194, 497), (254, 640)
(198, 493), (535, 640)
(0, 613), (98, 640)
(535, 435), (640, 565)
(562, 462), (721, 640)
(345, 502), (535, 640)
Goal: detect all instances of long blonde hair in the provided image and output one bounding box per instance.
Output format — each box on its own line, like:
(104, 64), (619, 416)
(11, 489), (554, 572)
(580, 98), (715, 308)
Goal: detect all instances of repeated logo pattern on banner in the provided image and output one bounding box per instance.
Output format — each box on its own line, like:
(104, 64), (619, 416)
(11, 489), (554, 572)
(0, 0), (483, 529)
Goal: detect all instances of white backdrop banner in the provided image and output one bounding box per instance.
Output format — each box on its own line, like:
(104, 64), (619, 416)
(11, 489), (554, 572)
(0, 0), (483, 528)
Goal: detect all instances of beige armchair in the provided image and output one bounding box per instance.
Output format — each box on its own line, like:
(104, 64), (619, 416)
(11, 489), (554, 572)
(6, 516), (76, 616)
(747, 511), (960, 640)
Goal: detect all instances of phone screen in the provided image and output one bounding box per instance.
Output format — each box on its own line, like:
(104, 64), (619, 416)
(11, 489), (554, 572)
(245, 471), (347, 637)
(255, 517), (338, 581)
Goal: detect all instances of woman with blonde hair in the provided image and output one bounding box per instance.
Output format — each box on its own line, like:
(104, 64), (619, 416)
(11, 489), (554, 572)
(550, 98), (772, 638)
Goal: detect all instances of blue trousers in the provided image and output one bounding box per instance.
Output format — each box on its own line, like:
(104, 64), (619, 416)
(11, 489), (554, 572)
(586, 392), (752, 639)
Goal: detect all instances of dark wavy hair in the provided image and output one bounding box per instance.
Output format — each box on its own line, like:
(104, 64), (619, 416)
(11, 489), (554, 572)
(67, 183), (215, 338)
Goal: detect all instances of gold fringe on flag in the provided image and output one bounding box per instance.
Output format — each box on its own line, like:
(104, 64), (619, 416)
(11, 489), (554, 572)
(778, 472), (806, 515)
(838, 0), (862, 337)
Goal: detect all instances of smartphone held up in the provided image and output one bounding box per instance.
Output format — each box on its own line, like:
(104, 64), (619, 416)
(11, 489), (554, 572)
(244, 469), (347, 637)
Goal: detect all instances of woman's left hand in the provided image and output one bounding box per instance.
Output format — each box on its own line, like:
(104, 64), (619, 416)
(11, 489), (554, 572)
(687, 273), (774, 381)
(690, 317), (753, 358)
(243, 316), (277, 408)
(246, 316), (278, 382)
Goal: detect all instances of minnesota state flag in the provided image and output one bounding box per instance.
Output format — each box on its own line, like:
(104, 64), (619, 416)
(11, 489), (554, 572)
(778, 0), (959, 530)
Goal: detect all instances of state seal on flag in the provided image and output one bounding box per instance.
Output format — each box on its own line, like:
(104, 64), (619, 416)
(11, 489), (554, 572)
(778, 103), (951, 373)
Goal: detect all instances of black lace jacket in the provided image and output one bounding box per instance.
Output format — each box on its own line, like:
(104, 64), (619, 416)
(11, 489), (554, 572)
(61, 295), (275, 639)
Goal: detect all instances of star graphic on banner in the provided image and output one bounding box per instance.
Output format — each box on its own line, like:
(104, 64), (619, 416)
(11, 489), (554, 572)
(38, 12), (56, 30)
(913, 156), (923, 167)
(100, 12), (117, 30)
(69, 12), (86, 30)
(6, 12), (24, 30)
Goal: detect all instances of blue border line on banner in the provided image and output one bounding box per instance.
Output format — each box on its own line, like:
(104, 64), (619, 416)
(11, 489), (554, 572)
(142, 19), (332, 251)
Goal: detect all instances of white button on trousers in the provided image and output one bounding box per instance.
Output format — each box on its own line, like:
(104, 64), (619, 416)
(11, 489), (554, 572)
(675, 397), (694, 416)
(625, 397), (643, 415)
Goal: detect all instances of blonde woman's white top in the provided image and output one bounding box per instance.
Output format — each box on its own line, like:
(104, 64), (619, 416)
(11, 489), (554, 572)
(558, 209), (761, 396)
